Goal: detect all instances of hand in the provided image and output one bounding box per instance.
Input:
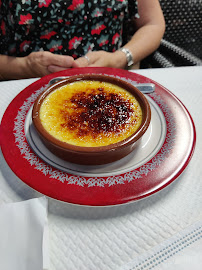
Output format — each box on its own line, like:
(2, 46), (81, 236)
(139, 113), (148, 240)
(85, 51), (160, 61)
(74, 50), (127, 69)
(23, 51), (78, 78)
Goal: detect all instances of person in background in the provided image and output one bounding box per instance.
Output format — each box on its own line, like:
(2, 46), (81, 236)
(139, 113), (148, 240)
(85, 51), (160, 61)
(0, 0), (165, 80)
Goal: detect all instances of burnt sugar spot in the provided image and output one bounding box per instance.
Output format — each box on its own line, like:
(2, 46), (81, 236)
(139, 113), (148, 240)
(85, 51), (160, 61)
(60, 88), (136, 139)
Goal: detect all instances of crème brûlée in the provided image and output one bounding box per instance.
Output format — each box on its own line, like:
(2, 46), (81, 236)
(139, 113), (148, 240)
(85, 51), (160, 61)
(39, 80), (143, 147)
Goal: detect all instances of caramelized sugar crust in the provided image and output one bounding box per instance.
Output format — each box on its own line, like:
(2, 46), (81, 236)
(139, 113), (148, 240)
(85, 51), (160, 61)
(40, 81), (142, 147)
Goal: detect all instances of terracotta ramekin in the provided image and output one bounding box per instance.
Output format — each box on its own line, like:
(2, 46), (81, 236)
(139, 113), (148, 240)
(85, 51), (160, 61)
(32, 74), (151, 165)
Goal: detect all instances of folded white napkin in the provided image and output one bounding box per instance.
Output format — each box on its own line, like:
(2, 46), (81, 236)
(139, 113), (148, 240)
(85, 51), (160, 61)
(0, 196), (49, 270)
(119, 218), (202, 270)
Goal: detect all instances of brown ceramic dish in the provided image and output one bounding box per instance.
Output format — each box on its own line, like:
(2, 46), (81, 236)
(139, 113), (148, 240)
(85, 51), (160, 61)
(32, 74), (151, 165)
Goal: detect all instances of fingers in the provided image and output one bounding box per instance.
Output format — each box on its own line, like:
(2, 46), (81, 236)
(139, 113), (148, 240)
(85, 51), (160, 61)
(74, 56), (90, 67)
(75, 51), (112, 68)
(72, 61), (79, 68)
(25, 51), (81, 78)
(45, 52), (75, 68)
(88, 64), (100, 67)
(47, 65), (70, 73)
(26, 50), (113, 79)
(48, 61), (79, 73)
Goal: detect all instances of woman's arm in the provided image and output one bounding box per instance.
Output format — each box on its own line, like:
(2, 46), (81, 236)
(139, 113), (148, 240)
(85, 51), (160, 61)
(0, 52), (78, 80)
(119, 0), (166, 67)
(0, 55), (26, 80)
(75, 0), (165, 69)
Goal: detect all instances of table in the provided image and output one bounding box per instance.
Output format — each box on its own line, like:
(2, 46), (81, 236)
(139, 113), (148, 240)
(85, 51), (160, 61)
(0, 66), (202, 270)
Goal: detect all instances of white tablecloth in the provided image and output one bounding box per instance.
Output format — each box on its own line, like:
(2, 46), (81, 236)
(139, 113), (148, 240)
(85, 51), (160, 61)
(0, 66), (202, 270)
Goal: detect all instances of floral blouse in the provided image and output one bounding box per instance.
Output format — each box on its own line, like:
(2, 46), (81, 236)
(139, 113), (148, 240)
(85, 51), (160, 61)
(0, 0), (138, 58)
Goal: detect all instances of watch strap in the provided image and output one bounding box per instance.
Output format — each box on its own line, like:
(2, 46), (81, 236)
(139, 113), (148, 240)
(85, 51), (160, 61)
(119, 48), (134, 67)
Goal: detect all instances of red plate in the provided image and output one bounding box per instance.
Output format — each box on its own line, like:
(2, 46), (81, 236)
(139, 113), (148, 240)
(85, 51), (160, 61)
(0, 67), (196, 206)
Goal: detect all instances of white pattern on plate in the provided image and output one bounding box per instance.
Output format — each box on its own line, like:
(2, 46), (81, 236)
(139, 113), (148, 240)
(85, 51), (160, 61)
(14, 85), (176, 187)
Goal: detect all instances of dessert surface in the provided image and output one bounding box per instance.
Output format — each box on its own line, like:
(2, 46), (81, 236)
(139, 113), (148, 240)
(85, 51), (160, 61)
(40, 80), (142, 147)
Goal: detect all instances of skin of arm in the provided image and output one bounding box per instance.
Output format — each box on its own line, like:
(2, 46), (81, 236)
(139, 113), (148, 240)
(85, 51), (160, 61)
(75, 0), (166, 69)
(0, 51), (78, 80)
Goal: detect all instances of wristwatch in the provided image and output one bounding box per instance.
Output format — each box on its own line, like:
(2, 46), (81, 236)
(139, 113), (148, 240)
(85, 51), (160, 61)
(119, 48), (134, 68)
